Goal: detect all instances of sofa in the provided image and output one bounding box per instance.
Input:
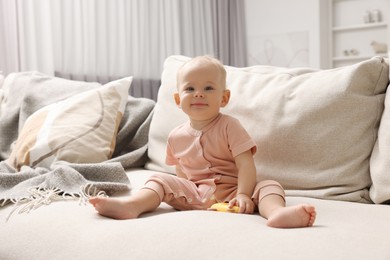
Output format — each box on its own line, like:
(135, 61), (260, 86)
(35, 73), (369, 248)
(0, 55), (390, 259)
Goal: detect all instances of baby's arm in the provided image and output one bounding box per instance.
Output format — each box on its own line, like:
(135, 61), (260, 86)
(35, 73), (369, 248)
(230, 149), (256, 214)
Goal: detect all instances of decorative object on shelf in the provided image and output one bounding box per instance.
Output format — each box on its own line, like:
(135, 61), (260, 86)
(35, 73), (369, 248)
(363, 10), (372, 23)
(343, 49), (359, 56)
(371, 9), (382, 23)
(371, 41), (388, 54)
(363, 9), (382, 23)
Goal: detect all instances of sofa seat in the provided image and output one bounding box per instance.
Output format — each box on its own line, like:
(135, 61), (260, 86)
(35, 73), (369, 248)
(1, 169), (390, 260)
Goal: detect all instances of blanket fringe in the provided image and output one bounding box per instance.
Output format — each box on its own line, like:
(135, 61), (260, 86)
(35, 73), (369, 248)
(4, 184), (108, 222)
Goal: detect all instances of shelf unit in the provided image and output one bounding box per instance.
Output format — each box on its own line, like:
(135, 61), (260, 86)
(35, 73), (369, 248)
(332, 21), (387, 32)
(328, 0), (389, 68)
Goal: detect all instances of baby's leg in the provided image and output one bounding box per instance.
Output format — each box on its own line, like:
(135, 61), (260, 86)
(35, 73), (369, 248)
(254, 180), (316, 228)
(89, 188), (160, 220)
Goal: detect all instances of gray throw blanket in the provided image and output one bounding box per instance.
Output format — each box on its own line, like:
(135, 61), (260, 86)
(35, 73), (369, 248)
(0, 72), (155, 216)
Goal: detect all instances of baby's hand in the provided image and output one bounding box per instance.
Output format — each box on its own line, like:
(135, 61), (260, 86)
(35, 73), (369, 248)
(229, 194), (255, 214)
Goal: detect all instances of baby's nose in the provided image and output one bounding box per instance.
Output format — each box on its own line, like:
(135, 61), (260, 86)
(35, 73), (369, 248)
(194, 90), (205, 97)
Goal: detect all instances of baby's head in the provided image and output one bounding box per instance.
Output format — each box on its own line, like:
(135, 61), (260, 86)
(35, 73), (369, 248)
(176, 55), (227, 90)
(174, 55), (230, 125)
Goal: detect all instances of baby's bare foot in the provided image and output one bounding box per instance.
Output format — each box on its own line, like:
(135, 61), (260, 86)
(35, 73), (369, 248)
(89, 197), (140, 220)
(266, 204), (316, 228)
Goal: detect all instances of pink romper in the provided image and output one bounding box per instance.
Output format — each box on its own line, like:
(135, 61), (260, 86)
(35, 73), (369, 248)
(144, 113), (285, 211)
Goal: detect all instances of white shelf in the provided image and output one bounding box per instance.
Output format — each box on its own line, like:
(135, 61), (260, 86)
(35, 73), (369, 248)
(332, 53), (388, 62)
(328, 0), (390, 68)
(333, 22), (387, 32)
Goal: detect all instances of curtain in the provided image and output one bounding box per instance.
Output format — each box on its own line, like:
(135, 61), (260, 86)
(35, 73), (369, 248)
(0, 0), (247, 83)
(212, 0), (247, 67)
(0, 1), (19, 74)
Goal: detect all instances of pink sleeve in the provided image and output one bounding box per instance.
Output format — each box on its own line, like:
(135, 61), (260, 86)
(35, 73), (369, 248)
(165, 140), (178, 166)
(227, 118), (257, 158)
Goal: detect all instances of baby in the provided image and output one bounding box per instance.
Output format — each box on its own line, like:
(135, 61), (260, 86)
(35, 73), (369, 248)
(90, 55), (316, 228)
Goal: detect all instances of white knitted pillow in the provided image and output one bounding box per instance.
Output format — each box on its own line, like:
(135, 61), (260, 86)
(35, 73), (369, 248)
(7, 77), (132, 169)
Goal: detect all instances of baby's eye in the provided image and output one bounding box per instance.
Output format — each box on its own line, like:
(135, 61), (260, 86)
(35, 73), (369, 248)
(184, 86), (195, 92)
(204, 86), (215, 91)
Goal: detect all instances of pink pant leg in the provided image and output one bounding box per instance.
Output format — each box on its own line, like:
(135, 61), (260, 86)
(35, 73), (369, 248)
(252, 180), (286, 206)
(143, 173), (215, 211)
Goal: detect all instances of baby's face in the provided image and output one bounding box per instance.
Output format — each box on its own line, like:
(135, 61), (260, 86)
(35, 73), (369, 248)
(175, 61), (229, 123)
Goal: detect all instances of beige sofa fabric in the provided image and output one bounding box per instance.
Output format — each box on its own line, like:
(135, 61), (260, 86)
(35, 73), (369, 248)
(1, 169), (390, 260)
(370, 59), (390, 203)
(146, 55), (389, 203)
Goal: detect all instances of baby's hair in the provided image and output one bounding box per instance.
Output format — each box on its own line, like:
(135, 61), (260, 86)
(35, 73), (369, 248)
(177, 55), (227, 89)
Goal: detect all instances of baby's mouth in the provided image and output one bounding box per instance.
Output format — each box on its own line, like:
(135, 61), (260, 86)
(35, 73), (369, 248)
(191, 103), (208, 107)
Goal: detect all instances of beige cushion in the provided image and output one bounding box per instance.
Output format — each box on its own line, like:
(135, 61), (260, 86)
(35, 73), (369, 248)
(146, 55), (389, 203)
(370, 58), (390, 204)
(0, 73), (4, 88)
(7, 77), (132, 169)
(0, 73), (4, 111)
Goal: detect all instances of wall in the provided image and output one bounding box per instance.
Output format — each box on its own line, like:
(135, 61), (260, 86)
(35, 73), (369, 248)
(245, 0), (327, 68)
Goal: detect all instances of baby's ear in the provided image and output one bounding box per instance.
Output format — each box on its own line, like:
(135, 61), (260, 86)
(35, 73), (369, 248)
(174, 92), (181, 107)
(221, 89), (230, 107)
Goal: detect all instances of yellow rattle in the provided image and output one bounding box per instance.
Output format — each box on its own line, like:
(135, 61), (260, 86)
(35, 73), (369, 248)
(207, 202), (239, 213)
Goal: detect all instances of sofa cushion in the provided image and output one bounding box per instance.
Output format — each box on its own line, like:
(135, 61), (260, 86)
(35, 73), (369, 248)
(6, 76), (132, 169)
(370, 58), (390, 204)
(0, 73), (4, 89)
(0, 73), (4, 112)
(0, 71), (103, 160)
(146, 55), (389, 203)
(2, 168), (390, 259)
